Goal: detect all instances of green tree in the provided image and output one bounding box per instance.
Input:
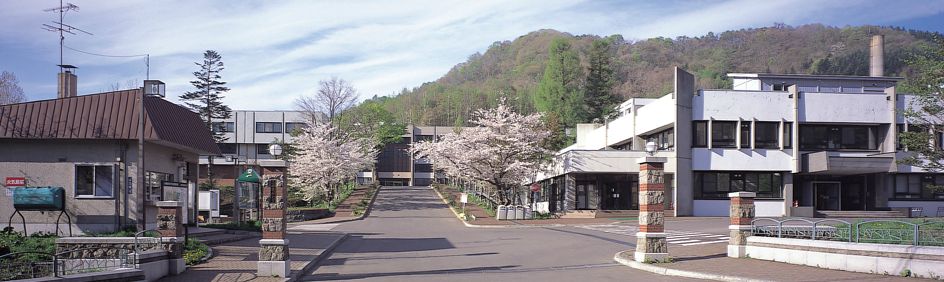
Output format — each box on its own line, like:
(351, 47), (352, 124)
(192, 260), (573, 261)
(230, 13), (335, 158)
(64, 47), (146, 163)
(337, 100), (405, 149)
(180, 50), (233, 142)
(899, 38), (944, 172)
(584, 39), (620, 121)
(535, 38), (584, 148)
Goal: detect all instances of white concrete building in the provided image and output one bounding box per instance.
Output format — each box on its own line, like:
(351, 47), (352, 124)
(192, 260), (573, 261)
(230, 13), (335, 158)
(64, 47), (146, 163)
(534, 67), (944, 218)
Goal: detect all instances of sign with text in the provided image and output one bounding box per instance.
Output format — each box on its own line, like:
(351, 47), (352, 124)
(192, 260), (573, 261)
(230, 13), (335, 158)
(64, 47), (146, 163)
(530, 183), (541, 192)
(460, 193), (468, 204)
(5, 177), (26, 187)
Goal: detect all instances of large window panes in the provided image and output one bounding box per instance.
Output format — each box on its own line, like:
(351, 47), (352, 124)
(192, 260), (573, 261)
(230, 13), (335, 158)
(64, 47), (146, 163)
(755, 122), (780, 149)
(894, 174), (944, 199)
(695, 171), (784, 199)
(712, 121), (737, 148)
(799, 124), (878, 150)
(693, 121), (708, 147)
(646, 128), (674, 150)
(75, 165), (115, 198)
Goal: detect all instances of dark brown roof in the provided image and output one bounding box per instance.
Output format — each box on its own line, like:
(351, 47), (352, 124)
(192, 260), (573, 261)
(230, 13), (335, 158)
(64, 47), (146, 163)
(0, 89), (221, 155)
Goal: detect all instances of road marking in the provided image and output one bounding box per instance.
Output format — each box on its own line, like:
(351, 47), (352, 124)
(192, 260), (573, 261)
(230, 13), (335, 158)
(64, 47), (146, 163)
(289, 223), (338, 231)
(680, 240), (728, 246)
(574, 224), (729, 246)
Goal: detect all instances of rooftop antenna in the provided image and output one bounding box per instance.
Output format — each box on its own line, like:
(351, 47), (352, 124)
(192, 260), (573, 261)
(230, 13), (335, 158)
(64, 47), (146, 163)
(42, 0), (92, 73)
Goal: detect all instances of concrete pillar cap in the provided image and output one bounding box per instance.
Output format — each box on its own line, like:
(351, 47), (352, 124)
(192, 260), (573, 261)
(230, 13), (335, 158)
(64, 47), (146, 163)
(636, 156), (668, 164)
(728, 192), (756, 198)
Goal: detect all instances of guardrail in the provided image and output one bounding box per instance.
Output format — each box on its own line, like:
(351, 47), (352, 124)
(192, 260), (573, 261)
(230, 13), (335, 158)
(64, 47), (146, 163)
(751, 218), (944, 246)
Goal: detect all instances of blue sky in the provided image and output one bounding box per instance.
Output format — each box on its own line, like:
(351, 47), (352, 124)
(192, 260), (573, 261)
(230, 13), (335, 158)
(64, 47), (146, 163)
(2, 0), (944, 110)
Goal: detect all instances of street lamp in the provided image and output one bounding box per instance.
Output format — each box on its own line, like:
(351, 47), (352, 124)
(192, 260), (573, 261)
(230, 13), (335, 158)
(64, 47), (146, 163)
(645, 141), (657, 156)
(269, 144), (283, 157)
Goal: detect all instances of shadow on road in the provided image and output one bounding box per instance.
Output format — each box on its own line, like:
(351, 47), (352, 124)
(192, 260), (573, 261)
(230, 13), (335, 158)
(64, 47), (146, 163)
(305, 265), (520, 281)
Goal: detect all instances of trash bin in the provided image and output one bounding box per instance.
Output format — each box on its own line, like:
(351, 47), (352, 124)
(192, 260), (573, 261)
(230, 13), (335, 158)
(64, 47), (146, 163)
(524, 206), (533, 220)
(514, 205), (525, 220)
(496, 205), (508, 220)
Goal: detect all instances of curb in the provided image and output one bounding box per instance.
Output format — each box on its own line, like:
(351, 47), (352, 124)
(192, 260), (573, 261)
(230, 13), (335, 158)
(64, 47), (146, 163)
(351, 185), (381, 220)
(287, 233), (350, 282)
(429, 186), (571, 229)
(612, 250), (771, 282)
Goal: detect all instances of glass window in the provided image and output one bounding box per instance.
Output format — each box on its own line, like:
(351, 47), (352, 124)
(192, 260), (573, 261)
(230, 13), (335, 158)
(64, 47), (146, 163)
(745, 173), (759, 192)
(645, 128), (674, 150)
(717, 173), (730, 192)
(75, 165), (115, 198)
(212, 122), (234, 133)
(695, 171), (784, 199)
(740, 122), (752, 148)
(799, 124), (878, 150)
(145, 171), (173, 201)
(256, 144), (271, 155)
(712, 121), (737, 148)
(755, 122), (780, 149)
(255, 122), (283, 133)
(693, 121), (708, 147)
(218, 143), (237, 155)
(285, 122), (307, 134)
(783, 122), (793, 148)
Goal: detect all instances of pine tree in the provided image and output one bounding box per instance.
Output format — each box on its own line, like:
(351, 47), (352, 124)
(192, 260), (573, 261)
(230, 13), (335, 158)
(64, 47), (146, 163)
(584, 39), (619, 121)
(534, 38), (584, 149)
(180, 50), (233, 142)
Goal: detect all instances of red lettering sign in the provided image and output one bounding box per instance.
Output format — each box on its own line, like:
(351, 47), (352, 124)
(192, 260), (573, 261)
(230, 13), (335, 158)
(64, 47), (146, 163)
(5, 177), (25, 187)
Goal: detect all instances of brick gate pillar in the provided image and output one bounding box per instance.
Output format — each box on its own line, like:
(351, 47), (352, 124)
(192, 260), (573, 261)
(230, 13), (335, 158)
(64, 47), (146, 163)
(258, 174), (290, 277)
(635, 156), (668, 263)
(728, 192), (755, 258)
(156, 201), (187, 274)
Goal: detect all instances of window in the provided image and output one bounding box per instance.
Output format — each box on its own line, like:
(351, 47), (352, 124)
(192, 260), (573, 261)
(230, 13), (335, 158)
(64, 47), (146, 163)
(772, 84), (792, 91)
(645, 128), (674, 150)
(694, 171), (783, 199)
(783, 122), (793, 149)
(755, 122), (780, 149)
(414, 164), (433, 172)
(255, 122), (282, 133)
(218, 143), (237, 155)
(740, 122), (752, 148)
(145, 171), (173, 201)
(712, 121), (737, 148)
(256, 144), (271, 155)
(285, 122), (307, 134)
(894, 174), (944, 199)
(212, 122), (234, 133)
(799, 124), (877, 150)
(693, 121), (708, 147)
(75, 165), (115, 198)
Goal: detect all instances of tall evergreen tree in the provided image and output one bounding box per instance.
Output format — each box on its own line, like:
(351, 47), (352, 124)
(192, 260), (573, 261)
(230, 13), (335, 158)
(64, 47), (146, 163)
(534, 38), (584, 149)
(584, 39), (620, 121)
(180, 50), (233, 142)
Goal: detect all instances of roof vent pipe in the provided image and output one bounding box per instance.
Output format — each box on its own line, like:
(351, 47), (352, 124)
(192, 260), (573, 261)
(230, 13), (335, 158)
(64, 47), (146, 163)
(869, 35), (884, 77)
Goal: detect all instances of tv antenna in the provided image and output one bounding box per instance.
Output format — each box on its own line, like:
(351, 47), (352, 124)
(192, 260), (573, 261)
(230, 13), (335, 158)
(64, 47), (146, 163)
(42, 0), (92, 73)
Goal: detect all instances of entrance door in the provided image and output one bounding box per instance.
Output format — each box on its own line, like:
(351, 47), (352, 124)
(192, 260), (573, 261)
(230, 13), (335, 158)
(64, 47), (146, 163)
(814, 182), (841, 211)
(576, 183), (589, 209)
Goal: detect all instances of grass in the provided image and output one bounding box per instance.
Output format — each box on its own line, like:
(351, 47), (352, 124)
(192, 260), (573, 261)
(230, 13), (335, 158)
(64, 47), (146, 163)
(432, 184), (499, 219)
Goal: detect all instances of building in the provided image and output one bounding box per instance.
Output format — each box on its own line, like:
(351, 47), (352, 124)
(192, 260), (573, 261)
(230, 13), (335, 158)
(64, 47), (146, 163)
(534, 36), (943, 218)
(198, 110), (309, 189)
(0, 80), (220, 234)
(367, 125), (461, 186)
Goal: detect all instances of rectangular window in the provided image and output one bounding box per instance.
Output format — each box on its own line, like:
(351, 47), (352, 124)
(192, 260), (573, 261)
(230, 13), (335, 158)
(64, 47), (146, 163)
(694, 171), (784, 199)
(414, 164), (433, 172)
(712, 121), (737, 148)
(755, 122), (780, 149)
(212, 122), (234, 133)
(783, 122), (793, 149)
(693, 121), (708, 147)
(256, 144), (271, 155)
(75, 165), (115, 198)
(740, 122), (752, 148)
(218, 143), (237, 155)
(285, 122), (307, 134)
(799, 124), (878, 151)
(255, 122), (283, 133)
(645, 128), (674, 150)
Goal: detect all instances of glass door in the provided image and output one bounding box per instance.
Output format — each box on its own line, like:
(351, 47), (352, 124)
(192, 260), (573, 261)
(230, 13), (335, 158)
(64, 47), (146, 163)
(576, 183), (589, 210)
(814, 182), (841, 211)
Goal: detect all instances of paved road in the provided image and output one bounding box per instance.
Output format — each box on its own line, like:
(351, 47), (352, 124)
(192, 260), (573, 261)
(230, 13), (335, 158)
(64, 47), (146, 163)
(303, 186), (700, 281)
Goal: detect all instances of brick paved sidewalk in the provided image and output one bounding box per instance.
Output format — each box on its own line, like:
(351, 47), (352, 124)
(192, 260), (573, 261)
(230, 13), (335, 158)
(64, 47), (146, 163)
(159, 230), (346, 282)
(618, 242), (929, 282)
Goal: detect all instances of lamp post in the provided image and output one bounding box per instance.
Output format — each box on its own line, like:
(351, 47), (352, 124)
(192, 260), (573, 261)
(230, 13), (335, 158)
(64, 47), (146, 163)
(645, 141), (658, 156)
(258, 143), (290, 277)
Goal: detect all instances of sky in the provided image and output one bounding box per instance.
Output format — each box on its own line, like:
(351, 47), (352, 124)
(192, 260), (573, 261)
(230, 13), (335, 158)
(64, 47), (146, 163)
(2, 0), (944, 110)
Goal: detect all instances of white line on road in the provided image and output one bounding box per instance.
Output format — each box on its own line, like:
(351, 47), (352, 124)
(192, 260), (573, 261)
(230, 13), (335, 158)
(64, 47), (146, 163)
(680, 240), (728, 246)
(668, 239), (701, 244)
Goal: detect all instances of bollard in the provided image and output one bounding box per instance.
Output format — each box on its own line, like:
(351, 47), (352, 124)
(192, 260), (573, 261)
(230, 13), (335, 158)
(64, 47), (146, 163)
(728, 192), (756, 258)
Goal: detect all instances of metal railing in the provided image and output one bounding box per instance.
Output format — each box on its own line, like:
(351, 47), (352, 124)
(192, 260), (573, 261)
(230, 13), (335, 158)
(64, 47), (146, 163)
(751, 218), (944, 246)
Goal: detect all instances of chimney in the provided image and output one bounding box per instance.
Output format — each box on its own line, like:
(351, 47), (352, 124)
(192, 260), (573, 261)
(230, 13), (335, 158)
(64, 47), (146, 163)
(57, 65), (78, 99)
(869, 35), (884, 77)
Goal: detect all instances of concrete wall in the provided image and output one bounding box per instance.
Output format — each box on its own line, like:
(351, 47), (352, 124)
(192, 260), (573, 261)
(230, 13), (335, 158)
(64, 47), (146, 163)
(694, 90), (792, 121)
(746, 236), (944, 279)
(692, 149), (793, 171)
(799, 92), (892, 123)
(887, 201), (944, 216)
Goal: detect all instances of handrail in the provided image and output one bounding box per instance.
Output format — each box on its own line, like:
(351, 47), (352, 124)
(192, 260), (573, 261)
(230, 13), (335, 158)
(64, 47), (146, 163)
(752, 218), (943, 246)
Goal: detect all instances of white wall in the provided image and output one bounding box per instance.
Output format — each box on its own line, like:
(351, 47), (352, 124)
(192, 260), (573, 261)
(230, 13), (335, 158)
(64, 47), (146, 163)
(888, 201), (944, 216)
(755, 200), (785, 217)
(692, 149), (793, 171)
(800, 92), (891, 123)
(635, 95), (676, 134)
(693, 200), (728, 216)
(694, 90), (792, 121)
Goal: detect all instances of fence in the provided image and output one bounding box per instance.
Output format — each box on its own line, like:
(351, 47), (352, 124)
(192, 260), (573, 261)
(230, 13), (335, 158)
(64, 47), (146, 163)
(0, 230), (163, 281)
(751, 218), (944, 246)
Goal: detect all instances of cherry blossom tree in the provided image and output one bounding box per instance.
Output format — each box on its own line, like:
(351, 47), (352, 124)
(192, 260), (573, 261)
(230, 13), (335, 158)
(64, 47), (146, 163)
(288, 121), (377, 202)
(413, 99), (553, 205)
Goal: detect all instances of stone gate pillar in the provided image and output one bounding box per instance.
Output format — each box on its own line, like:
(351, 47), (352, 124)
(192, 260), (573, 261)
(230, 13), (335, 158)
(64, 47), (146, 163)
(156, 201), (187, 274)
(728, 192), (755, 258)
(258, 174), (290, 277)
(635, 156), (668, 263)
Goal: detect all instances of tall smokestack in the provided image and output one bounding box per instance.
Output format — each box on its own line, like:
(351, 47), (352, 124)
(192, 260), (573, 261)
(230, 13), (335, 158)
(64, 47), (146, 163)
(869, 35), (884, 77)
(57, 65), (78, 99)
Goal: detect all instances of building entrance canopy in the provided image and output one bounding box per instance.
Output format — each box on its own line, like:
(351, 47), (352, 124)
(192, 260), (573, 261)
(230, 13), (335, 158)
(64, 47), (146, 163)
(804, 151), (894, 175)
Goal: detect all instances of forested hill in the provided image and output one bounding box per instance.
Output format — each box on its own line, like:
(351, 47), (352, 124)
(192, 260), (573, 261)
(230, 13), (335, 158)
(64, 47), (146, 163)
(368, 24), (941, 127)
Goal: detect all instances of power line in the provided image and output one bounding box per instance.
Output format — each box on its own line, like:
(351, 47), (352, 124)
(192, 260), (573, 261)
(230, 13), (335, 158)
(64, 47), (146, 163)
(63, 45), (147, 58)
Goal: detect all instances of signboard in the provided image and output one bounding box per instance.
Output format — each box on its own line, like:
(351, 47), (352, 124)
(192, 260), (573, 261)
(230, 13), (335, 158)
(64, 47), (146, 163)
(530, 183), (541, 192)
(5, 177), (26, 187)
(460, 193), (468, 204)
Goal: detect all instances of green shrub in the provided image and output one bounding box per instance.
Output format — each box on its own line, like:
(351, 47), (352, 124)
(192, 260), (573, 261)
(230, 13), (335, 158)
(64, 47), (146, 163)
(183, 238), (209, 265)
